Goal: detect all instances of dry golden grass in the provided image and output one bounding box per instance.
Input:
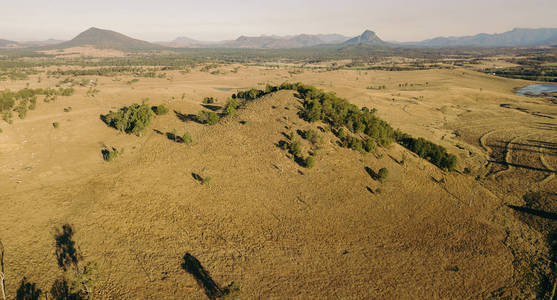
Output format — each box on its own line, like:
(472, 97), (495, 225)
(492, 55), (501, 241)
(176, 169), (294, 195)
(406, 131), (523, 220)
(0, 64), (555, 298)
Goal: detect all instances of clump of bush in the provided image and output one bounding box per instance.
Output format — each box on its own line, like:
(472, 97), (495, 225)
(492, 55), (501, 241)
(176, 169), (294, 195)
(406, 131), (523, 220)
(15, 101), (28, 119)
(203, 97), (215, 104)
(2, 111), (13, 124)
(182, 132), (193, 145)
(279, 138), (315, 169)
(305, 156), (315, 168)
(348, 136), (364, 152)
(288, 140), (303, 157)
(335, 127), (347, 140)
(364, 138), (376, 152)
(223, 98), (239, 117)
(101, 102), (153, 135)
(1, 87), (74, 120)
(197, 110), (220, 125)
(301, 129), (322, 146)
(101, 147), (120, 162)
(201, 176), (211, 185)
(395, 133), (457, 171)
(52, 122), (60, 128)
(233, 88), (266, 100)
(29, 97), (36, 110)
(152, 104), (169, 115)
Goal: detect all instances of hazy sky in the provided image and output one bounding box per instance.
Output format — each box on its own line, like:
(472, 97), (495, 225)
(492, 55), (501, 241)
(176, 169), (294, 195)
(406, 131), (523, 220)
(1, 0), (556, 42)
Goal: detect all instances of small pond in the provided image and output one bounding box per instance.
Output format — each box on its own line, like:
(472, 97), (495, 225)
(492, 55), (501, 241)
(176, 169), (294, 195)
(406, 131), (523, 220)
(516, 84), (557, 97)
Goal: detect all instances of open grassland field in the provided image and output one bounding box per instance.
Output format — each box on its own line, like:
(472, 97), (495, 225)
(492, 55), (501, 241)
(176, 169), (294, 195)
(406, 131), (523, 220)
(0, 59), (556, 299)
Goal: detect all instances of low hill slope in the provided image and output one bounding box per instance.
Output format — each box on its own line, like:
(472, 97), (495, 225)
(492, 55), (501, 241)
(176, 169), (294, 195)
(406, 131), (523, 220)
(0, 89), (519, 298)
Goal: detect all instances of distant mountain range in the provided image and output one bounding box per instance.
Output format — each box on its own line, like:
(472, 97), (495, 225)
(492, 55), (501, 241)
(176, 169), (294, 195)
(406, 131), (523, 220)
(403, 28), (557, 47)
(0, 38), (64, 48)
(0, 39), (19, 48)
(157, 33), (351, 48)
(1, 27), (556, 51)
(156, 28), (557, 49)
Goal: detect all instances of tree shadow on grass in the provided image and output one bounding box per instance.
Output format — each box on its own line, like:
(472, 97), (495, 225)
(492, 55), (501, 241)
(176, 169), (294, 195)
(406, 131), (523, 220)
(507, 205), (557, 220)
(293, 156), (306, 168)
(365, 166), (379, 180)
(166, 132), (184, 143)
(16, 277), (42, 300)
(174, 110), (201, 124)
(280, 132), (292, 141)
(201, 104), (222, 111)
(489, 160), (557, 173)
(181, 253), (223, 299)
(54, 224), (79, 272)
(50, 278), (83, 300)
(192, 173), (203, 183)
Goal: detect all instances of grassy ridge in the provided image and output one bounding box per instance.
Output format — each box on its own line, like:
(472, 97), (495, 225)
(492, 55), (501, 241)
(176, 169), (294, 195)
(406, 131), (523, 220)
(234, 83), (457, 171)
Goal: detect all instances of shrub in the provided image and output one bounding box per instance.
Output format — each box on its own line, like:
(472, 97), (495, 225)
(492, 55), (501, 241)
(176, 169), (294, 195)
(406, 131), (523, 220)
(223, 98), (239, 117)
(289, 140), (303, 157)
(152, 104), (169, 115)
(182, 132), (193, 145)
(0, 90), (15, 112)
(203, 97), (215, 104)
(52, 122), (59, 128)
(101, 102), (153, 135)
(348, 136), (364, 152)
(336, 127), (347, 140)
(15, 102), (28, 119)
(28, 97), (37, 110)
(223, 281), (241, 298)
(305, 156), (315, 168)
(286, 131), (294, 140)
(198, 110), (220, 125)
(364, 139), (376, 152)
(377, 168), (388, 182)
(101, 147), (119, 162)
(302, 129), (319, 144)
(2, 111), (13, 124)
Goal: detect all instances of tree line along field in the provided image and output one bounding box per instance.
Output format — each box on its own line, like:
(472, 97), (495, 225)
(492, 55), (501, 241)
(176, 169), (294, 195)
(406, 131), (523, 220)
(0, 52), (555, 299)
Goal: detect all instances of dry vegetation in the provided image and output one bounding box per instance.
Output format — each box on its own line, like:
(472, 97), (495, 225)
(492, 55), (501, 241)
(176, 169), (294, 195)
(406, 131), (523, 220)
(0, 49), (555, 299)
